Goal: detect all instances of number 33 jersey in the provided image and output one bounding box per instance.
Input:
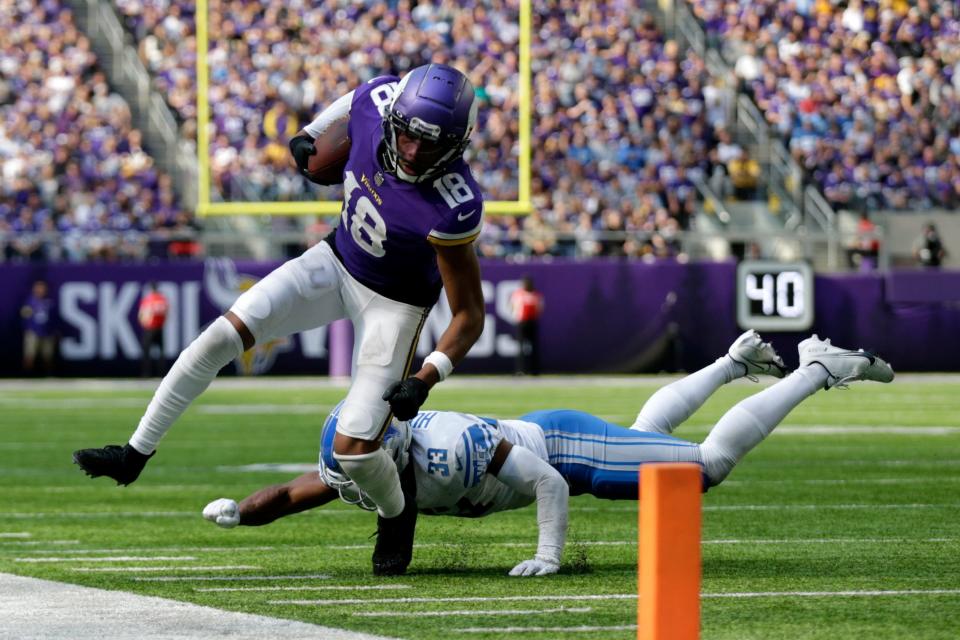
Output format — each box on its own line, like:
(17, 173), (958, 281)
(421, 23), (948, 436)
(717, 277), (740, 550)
(407, 411), (549, 518)
(330, 75), (485, 308)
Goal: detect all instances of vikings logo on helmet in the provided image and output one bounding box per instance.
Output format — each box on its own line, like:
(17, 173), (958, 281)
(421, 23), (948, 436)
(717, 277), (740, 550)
(318, 401), (413, 510)
(382, 63), (478, 184)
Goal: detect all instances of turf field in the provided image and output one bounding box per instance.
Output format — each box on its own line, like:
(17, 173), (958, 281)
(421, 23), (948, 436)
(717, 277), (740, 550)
(1, 376), (959, 639)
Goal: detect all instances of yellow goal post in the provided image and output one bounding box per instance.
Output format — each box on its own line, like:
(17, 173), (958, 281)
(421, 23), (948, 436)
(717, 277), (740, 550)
(195, 0), (533, 217)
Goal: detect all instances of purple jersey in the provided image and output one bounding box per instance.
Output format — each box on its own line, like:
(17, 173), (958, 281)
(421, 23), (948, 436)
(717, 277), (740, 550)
(328, 76), (484, 308)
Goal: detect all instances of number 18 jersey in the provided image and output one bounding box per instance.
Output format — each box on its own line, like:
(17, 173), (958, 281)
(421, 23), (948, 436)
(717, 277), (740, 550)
(329, 76), (484, 308)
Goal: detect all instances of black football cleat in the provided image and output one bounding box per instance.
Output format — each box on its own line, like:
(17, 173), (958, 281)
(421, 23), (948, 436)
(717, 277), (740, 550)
(72, 444), (154, 486)
(372, 494), (418, 576)
(372, 463), (418, 576)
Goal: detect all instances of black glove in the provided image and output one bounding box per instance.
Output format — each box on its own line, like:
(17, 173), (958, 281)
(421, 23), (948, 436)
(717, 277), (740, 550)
(382, 377), (430, 421)
(289, 133), (316, 176)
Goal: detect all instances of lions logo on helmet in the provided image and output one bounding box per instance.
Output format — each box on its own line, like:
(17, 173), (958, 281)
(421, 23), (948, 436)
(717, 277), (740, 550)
(318, 401), (413, 510)
(382, 63), (478, 184)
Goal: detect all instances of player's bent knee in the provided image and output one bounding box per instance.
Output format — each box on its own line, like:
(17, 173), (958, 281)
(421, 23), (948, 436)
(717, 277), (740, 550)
(333, 432), (378, 456)
(198, 316), (246, 364)
(224, 311), (255, 351)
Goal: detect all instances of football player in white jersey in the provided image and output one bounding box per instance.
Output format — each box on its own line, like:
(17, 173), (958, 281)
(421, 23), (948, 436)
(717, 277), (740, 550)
(203, 332), (893, 576)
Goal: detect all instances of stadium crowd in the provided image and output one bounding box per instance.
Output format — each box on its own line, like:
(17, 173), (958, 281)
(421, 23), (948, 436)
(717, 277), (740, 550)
(0, 0), (193, 262)
(687, 0), (960, 212)
(113, 0), (737, 260)
(5, 1), (959, 264)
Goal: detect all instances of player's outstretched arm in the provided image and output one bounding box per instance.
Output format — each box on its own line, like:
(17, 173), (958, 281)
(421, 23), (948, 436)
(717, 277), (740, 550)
(489, 440), (569, 577)
(385, 242), (485, 420)
(202, 472), (338, 528)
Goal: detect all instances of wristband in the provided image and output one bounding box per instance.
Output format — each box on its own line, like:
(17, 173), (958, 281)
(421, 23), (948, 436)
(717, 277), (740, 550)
(424, 351), (454, 381)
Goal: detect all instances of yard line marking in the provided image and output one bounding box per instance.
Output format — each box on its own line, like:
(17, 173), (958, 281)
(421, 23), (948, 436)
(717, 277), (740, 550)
(199, 404), (328, 415)
(135, 574), (331, 582)
(11, 544), (355, 555)
(72, 565), (260, 573)
(0, 398), (147, 409)
(0, 540), (79, 546)
(197, 585), (412, 593)
(273, 588), (960, 607)
(456, 625), (636, 634)
(273, 595), (636, 606)
(724, 477), (960, 486)
(16, 556), (197, 563)
(0, 533), (30, 538)
(221, 463), (321, 474)
(3, 511), (195, 519)
(355, 607), (593, 618)
(776, 425), (960, 435)
(2, 510), (360, 520)
(702, 589), (960, 598)
(568, 503), (960, 513)
(703, 503), (959, 512)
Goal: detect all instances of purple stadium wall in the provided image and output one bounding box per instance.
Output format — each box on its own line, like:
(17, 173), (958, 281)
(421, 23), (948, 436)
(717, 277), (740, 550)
(2, 259), (958, 376)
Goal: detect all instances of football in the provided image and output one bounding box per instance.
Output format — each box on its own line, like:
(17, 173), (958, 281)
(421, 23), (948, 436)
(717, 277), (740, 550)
(305, 117), (350, 185)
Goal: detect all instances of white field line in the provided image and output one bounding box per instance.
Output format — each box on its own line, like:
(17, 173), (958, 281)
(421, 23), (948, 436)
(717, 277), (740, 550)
(272, 588), (960, 607)
(0, 398), (147, 409)
(775, 425), (960, 435)
(219, 463), (319, 473)
(16, 556), (198, 563)
(456, 625), (636, 634)
(703, 590), (960, 598)
(198, 404), (328, 415)
(13, 545), (338, 555)
(3, 511), (196, 519)
(273, 595), (637, 606)
(567, 503), (960, 513)
(134, 574), (332, 582)
(2, 510), (361, 519)
(18, 537), (950, 557)
(723, 477), (959, 486)
(71, 565), (260, 573)
(0, 533), (30, 538)
(354, 607), (593, 618)
(0, 572), (395, 640)
(0, 540), (79, 546)
(197, 585), (412, 593)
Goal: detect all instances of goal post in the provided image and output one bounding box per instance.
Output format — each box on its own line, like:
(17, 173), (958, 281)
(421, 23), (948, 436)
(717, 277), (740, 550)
(638, 463), (702, 640)
(195, 0), (533, 217)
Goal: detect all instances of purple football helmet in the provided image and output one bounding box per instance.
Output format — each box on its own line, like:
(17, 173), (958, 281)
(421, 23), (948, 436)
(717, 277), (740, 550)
(383, 63), (478, 183)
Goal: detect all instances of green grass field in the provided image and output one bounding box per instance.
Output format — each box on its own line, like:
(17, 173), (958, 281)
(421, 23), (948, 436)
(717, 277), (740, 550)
(2, 376), (959, 639)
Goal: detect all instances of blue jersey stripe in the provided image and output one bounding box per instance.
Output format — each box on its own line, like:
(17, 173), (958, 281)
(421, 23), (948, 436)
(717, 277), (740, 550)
(548, 453), (679, 468)
(542, 432), (696, 448)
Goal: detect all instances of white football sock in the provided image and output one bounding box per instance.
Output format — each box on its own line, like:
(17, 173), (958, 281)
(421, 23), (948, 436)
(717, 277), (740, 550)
(699, 365), (828, 485)
(334, 448), (405, 518)
(631, 356), (742, 434)
(128, 316), (244, 454)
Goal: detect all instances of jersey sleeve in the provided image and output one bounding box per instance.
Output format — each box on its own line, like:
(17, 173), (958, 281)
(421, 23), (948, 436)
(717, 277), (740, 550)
(350, 76), (400, 119)
(427, 167), (484, 246)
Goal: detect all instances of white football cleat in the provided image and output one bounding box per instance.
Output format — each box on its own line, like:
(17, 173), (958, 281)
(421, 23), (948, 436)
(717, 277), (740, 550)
(728, 329), (787, 380)
(798, 334), (895, 389)
(202, 498), (240, 528)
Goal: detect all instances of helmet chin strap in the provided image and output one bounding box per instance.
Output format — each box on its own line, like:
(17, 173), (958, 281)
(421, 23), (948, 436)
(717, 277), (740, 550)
(395, 164), (423, 183)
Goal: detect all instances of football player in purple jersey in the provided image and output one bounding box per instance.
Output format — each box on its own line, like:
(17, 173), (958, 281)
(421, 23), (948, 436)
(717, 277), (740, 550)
(74, 64), (487, 576)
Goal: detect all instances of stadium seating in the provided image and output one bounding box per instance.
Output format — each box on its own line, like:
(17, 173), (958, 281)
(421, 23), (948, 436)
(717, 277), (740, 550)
(686, 0), (960, 212)
(0, 0), (188, 262)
